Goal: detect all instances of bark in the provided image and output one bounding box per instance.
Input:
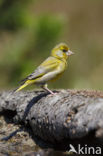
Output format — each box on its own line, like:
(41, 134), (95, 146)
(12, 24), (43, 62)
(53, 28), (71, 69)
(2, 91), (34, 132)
(0, 89), (103, 150)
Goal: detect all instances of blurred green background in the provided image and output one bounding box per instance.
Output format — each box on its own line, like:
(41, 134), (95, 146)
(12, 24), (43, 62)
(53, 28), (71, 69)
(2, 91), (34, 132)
(0, 0), (103, 91)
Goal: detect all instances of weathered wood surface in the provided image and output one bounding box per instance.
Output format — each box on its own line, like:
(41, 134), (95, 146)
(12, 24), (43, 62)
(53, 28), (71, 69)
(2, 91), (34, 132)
(0, 90), (103, 150)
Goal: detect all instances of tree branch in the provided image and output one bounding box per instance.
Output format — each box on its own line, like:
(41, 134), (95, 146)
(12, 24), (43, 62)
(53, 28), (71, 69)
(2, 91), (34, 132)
(0, 90), (103, 150)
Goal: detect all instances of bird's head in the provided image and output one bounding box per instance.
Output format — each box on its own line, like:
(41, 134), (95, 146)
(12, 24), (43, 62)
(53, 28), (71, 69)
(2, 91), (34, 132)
(51, 43), (74, 60)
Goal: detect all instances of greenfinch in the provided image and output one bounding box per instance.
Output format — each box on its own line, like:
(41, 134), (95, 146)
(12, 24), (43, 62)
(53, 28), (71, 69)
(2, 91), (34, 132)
(15, 43), (74, 95)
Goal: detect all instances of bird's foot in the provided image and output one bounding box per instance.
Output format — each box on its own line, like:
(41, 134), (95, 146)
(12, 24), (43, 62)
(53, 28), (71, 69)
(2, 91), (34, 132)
(42, 84), (58, 96)
(48, 92), (57, 96)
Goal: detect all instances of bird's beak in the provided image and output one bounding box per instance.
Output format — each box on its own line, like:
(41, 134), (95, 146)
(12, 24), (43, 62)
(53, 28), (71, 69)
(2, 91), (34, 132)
(66, 50), (74, 56)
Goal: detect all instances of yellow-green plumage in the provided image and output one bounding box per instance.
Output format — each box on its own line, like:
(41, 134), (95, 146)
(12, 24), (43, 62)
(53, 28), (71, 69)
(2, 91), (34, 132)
(15, 43), (74, 95)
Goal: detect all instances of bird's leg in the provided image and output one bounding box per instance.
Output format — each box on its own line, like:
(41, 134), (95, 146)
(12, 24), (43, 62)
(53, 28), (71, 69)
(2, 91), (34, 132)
(42, 84), (55, 95)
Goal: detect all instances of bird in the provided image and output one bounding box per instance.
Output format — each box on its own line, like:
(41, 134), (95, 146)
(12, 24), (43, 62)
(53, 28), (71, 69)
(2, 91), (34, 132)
(15, 43), (74, 95)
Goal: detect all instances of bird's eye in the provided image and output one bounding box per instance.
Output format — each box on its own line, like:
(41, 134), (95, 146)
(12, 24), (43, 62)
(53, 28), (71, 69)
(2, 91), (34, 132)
(62, 49), (67, 52)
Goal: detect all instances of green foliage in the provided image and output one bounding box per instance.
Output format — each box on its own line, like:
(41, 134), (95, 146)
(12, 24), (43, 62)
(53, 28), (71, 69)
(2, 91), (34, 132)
(0, 0), (33, 30)
(0, 1), (64, 88)
(35, 16), (63, 51)
(0, 0), (103, 90)
(26, 15), (63, 60)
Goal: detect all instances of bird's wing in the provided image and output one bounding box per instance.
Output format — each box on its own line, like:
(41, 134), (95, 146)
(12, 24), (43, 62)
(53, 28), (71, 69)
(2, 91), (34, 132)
(21, 57), (59, 83)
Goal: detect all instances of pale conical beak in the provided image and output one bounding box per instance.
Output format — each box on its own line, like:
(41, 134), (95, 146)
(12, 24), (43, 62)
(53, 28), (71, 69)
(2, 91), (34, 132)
(66, 50), (74, 56)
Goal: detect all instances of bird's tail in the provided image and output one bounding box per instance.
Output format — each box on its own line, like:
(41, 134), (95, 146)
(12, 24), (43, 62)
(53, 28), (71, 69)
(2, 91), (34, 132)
(14, 79), (35, 93)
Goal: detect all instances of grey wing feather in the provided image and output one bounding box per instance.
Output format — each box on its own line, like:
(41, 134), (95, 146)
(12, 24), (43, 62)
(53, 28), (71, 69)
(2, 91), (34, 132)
(20, 57), (58, 83)
(28, 66), (45, 79)
(27, 56), (58, 80)
(20, 66), (44, 84)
